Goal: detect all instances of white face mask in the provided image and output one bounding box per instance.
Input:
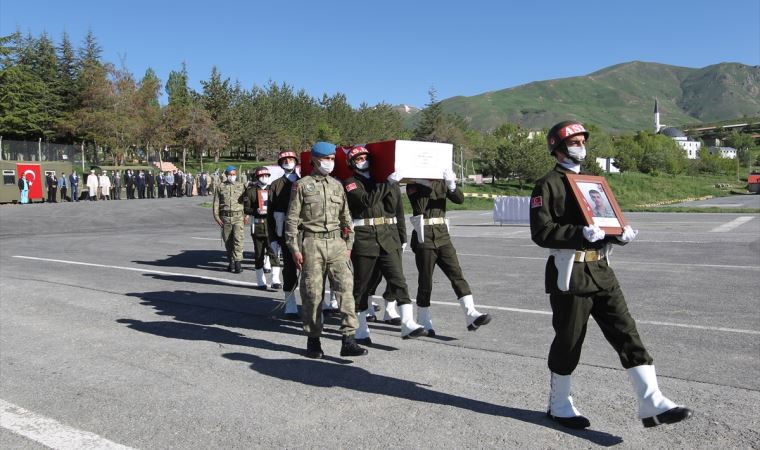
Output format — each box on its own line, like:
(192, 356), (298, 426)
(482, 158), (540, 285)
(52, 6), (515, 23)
(566, 145), (587, 163)
(318, 160), (334, 175)
(227, 175), (237, 183)
(282, 162), (295, 171)
(257, 177), (269, 185)
(355, 161), (369, 171)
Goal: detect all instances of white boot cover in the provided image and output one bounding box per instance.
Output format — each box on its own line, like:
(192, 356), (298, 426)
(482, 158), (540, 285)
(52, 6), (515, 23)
(548, 372), (584, 418)
(355, 310), (370, 339)
(271, 266), (282, 285)
(284, 290), (299, 314)
(383, 300), (400, 321)
(255, 269), (267, 287)
(627, 365), (677, 419)
(417, 306), (433, 331)
(399, 303), (424, 337)
(458, 294), (484, 326)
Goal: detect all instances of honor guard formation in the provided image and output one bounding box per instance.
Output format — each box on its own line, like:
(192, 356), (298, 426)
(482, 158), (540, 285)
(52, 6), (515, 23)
(211, 122), (693, 430)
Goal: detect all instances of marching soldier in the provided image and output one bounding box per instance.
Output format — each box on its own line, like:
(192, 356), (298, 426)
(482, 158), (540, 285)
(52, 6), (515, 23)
(284, 142), (367, 359)
(268, 151), (300, 318)
(406, 170), (492, 336)
(531, 120), (692, 429)
(244, 166), (280, 290)
(343, 146), (425, 343)
(213, 165), (248, 273)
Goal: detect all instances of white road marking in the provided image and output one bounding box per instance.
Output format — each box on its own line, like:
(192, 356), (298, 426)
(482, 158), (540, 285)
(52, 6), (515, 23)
(11, 255), (760, 336)
(12, 255), (260, 288)
(191, 237), (220, 241)
(710, 216), (755, 233)
(456, 253), (760, 271)
(370, 297), (760, 336)
(0, 399), (134, 450)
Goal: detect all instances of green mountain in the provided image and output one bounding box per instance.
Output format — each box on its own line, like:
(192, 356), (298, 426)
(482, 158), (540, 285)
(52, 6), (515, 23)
(420, 61), (760, 133)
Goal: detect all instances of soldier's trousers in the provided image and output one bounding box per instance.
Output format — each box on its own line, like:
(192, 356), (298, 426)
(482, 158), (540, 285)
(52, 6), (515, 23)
(299, 235), (357, 337)
(279, 239), (298, 292)
(548, 284), (653, 375)
(251, 233), (278, 270)
(413, 243), (472, 307)
(351, 248), (412, 311)
(222, 218), (245, 262)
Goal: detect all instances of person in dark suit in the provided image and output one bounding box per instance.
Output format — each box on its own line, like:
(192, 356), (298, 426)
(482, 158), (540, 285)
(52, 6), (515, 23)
(157, 172), (166, 198)
(146, 171), (155, 198)
(46, 173), (58, 202)
(125, 170), (135, 199)
(136, 170), (146, 199)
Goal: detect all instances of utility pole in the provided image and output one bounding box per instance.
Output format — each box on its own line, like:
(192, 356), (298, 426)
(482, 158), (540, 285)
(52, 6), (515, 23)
(81, 142), (85, 172)
(460, 147), (465, 183)
(38, 138), (42, 162)
(0, 136), (3, 161)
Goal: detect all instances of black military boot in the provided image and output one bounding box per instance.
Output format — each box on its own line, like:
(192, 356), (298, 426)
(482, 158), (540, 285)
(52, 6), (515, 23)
(340, 335), (368, 357)
(305, 337), (323, 359)
(234, 261), (242, 273)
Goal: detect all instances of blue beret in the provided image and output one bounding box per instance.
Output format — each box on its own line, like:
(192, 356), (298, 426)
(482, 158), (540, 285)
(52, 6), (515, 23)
(224, 165), (236, 174)
(311, 141), (336, 157)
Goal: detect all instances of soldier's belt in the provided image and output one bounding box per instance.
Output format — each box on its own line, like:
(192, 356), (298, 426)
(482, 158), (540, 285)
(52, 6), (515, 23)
(574, 249), (606, 262)
(303, 230), (340, 239)
(221, 211), (244, 217)
(422, 217), (446, 225)
(252, 218), (266, 224)
(352, 217), (397, 227)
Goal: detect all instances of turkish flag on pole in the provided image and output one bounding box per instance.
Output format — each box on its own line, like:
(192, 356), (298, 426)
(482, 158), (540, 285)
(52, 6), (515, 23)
(17, 163), (43, 200)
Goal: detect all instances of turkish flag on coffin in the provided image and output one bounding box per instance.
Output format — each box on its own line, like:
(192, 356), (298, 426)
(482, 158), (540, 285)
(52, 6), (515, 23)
(17, 163), (43, 200)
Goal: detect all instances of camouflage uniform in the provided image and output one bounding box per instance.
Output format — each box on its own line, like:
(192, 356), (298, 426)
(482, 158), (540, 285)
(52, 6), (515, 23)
(213, 179), (247, 268)
(284, 173), (357, 337)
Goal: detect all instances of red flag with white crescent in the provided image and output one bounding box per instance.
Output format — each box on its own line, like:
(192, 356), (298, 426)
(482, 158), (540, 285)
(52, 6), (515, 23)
(17, 163), (43, 200)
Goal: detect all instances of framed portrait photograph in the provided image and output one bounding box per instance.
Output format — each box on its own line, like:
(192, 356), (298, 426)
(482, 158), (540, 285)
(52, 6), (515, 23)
(565, 174), (626, 235)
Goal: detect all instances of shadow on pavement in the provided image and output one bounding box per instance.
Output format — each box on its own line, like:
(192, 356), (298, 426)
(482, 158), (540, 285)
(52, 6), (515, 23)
(116, 319), (350, 364)
(223, 351), (624, 446)
(133, 249), (238, 271)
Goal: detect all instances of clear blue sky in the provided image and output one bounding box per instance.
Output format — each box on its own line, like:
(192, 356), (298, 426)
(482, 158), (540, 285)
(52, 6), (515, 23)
(2, 0), (758, 107)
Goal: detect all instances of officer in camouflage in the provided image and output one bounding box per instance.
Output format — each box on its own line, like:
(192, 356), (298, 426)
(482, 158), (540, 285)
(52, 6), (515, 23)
(213, 165), (248, 273)
(406, 169), (492, 335)
(531, 120), (692, 429)
(285, 142), (367, 359)
(343, 146), (425, 344)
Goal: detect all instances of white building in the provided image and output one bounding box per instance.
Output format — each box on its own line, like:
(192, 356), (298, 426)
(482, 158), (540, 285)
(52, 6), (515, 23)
(707, 146), (737, 159)
(654, 99), (702, 159)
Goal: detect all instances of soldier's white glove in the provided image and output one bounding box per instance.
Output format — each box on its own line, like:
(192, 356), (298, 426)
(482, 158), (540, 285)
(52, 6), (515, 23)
(443, 168), (456, 191)
(617, 225), (638, 243)
(582, 225), (606, 243)
(387, 171), (403, 184)
(413, 178), (433, 188)
(401, 243), (407, 252)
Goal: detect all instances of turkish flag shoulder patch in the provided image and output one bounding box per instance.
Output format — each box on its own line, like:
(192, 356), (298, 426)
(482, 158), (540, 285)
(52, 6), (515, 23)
(531, 196), (543, 208)
(345, 182), (357, 192)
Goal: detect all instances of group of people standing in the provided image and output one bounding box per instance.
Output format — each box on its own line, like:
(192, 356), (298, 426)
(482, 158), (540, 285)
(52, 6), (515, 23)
(25, 168), (215, 203)
(212, 120), (692, 431)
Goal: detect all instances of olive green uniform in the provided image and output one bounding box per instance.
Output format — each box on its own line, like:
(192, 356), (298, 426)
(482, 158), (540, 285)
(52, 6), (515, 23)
(406, 180), (470, 307)
(213, 180), (247, 263)
(530, 165), (652, 375)
(244, 184), (279, 269)
(344, 174), (410, 312)
(268, 174), (299, 292)
(285, 173), (357, 337)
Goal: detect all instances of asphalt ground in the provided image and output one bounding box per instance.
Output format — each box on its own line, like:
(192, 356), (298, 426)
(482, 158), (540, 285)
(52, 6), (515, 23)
(1, 196), (759, 449)
(669, 193), (760, 208)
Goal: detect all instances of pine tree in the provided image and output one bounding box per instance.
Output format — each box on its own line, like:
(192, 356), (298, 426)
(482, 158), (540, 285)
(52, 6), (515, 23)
(413, 87), (444, 142)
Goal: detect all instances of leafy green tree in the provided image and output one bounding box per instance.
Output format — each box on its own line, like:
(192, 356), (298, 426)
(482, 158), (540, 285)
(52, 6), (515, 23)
(724, 131), (758, 166)
(413, 88), (444, 142)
